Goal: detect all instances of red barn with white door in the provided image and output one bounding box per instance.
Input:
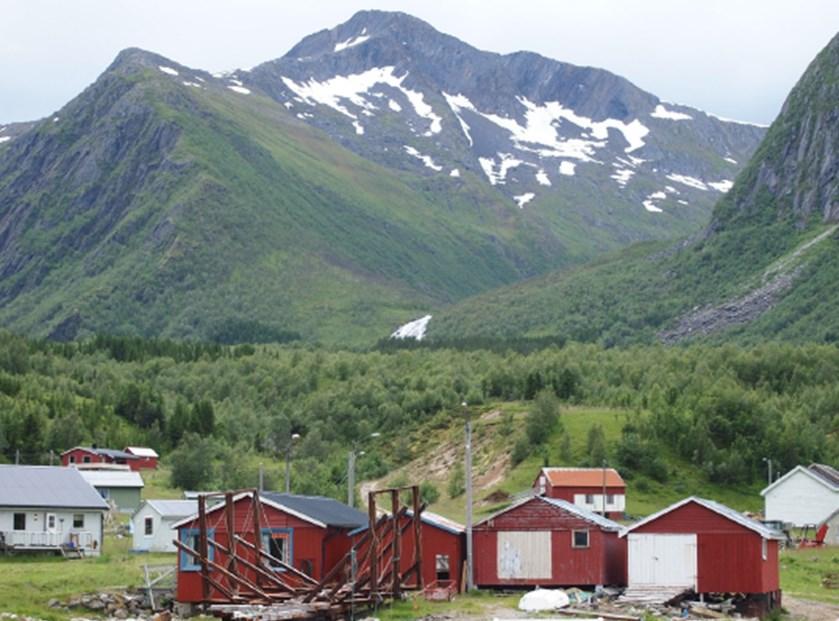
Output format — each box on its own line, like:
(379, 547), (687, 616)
(473, 496), (626, 587)
(123, 447), (159, 470)
(173, 492), (367, 605)
(534, 467), (626, 519)
(621, 497), (782, 612)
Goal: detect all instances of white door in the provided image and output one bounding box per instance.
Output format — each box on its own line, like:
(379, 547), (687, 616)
(628, 534), (697, 588)
(46, 513), (58, 533)
(497, 531), (552, 579)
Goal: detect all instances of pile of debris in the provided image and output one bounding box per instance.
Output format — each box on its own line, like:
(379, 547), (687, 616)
(54, 590), (175, 620)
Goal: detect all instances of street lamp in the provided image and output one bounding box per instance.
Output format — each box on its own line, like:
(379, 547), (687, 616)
(463, 401), (474, 592)
(347, 432), (381, 508)
(762, 457), (773, 486)
(285, 433), (301, 494)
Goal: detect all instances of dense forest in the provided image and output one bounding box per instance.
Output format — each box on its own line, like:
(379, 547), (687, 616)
(0, 332), (835, 500)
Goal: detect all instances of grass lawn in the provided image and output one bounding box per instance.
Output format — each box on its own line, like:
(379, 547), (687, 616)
(377, 590), (520, 621)
(780, 546), (839, 604)
(0, 535), (175, 621)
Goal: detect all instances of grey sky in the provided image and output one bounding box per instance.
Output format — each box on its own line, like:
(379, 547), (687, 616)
(1, 0), (837, 124)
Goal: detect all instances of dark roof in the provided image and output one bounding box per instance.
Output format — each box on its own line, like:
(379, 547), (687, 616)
(809, 464), (839, 487)
(0, 466), (109, 510)
(262, 492), (367, 529)
(62, 446), (138, 460)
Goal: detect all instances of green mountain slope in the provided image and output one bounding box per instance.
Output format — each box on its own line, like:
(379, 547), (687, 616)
(427, 32), (839, 346)
(0, 50), (611, 344)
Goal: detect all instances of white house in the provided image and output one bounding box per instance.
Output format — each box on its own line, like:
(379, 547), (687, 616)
(0, 465), (108, 556)
(761, 463), (839, 527)
(131, 500), (198, 552)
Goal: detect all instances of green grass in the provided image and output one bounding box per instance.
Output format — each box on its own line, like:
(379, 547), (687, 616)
(142, 466), (183, 500)
(780, 546), (839, 604)
(0, 535), (174, 620)
(377, 590), (520, 621)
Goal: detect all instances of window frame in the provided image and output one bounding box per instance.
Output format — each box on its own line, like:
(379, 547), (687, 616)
(261, 527), (293, 572)
(606, 493), (615, 505)
(179, 527), (215, 571)
(761, 538), (767, 561)
(584, 494), (594, 504)
(73, 514), (85, 529)
(435, 553), (451, 580)
(144, 516), (154, 536)
(572, 529), (590, 549)
(12, 513), (26, 531)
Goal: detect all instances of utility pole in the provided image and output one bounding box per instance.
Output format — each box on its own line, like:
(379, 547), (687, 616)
(258, 463), (264, 492)
(347, 450), (356, 507)
(464, 401), (474, 592)
(15, 449), (19, 465)
(602, 459), (608, 517)
(50, 450), (54, 466)
(763, 457), (773, 486)
(284, 433), (300, 494)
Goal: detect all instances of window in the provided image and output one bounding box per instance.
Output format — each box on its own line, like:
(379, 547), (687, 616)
(762, 538), (767, 561)
(83, 455), (91, 463)
(606, 494), (615, 505)
(69, 455), (76, 464)
(435, 554), (451, 581)
(179, 528), (215, 571)
(572, 530), (590, 548)
(98, 488), (109, 499)
(13, 513), (25, 531)
(144, 516), (154, 536)
(46, 514), (56, 531)
(73, 514), (84, 528)
(261, 528), (292, 570)
(585, 494), (594, 504)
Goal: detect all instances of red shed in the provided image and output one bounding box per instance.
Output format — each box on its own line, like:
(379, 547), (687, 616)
(124, 446), (159, 470)
(621, 497), (782, 612)
(172, 491), (367, 605)
(61, 446), (139, 468)
(534, 467), (626, 519)
(473, 496), (626, 588)
(351, 511), (465, 594)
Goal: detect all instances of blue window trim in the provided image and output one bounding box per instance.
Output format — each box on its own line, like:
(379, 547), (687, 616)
(261, 527), (293, 572)
(180, 527), (215, 572)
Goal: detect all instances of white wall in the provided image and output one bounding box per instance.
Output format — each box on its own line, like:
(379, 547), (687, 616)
(764, 470), (839, 527)
(132, 504), (180, 553)
(573, 493), (626, 513)
(0, 508), (104, 555)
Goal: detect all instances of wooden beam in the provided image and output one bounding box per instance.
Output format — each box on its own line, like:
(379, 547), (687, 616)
(368, 490), (378, 600)
(391, 489), (401, 598)
(412, 485), (423, 589)
(234, 534), (319, 586)
(251, 489), (262, 590)
(175, 539), (273, 602)
(225, 492), (238, 597)
(198, 494), (210, 607)
(207, 537), (298, 594)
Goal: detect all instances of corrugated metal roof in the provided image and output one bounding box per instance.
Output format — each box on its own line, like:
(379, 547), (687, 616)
(125, 446), (159, 458)
(147, 499), (198, 518)
(539, 497), (623, 531)
(621, 497), (784, 540)
(809, 463), (839, 487)
(540, 467), (625, 487)
(95, 448), (138, 460)
(79, 469), (144, 488)
(0, 465), (109, 510)
(262, 493), (367, 529)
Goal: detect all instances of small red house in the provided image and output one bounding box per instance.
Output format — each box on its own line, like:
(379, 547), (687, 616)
(473, 496), (626, 588)
(351, 511), (466, 594)
(621, 497), (782, 612)
(534, 467), (626, 519)
(173, 492), (367, 605)
(124, 446), (159, 470)
(61, 446), (139, 468)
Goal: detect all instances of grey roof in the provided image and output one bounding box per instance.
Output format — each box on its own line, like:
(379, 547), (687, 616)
(262, 492), (368, 529)
(147, 499), (198, 519)
(0, 465), (108, 510)
(93, 448), (138, 460)
(78, 469), (144, 489)
(809, 463), (839, 487)
(540, 497), (623, 531)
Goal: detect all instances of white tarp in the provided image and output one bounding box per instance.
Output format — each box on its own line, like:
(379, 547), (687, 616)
(518, 588), (571, 612)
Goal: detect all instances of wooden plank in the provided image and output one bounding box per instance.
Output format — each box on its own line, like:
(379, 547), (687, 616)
(234, 535), (319, 586)
(412, 485), (423, 589)
(226, 492), (238, 598)
(208, 537), (298, 594)
(175, 539), (273, 601)
(199, 494), (210, 606)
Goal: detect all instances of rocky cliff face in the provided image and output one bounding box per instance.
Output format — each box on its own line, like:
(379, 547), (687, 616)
(710, 32), (838, 231)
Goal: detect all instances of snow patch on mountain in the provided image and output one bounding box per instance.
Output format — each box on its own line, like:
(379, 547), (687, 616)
(706, 111), (770, 128)
(227, 85), (251, 95)
(479, 154), (524, 185)
(514, 193), (536, 209)
(388, 99), (402, 112)
(724, 156), (738, 164)
(282, 67), (441, 136)
(666, 174), (708, 191)
(391, 314), (431, 340)
(611, 168), (634, 187)
(651, 104), (693, 121)
(643, 191), (667, 213)
(450, 168), (461, 177)
(0, 137), (10, 144)
(442, 92), (475, 146)
(404, 145), (442, 171)
(352, 120), (365, 135)
(535, 169), (551, 186)
(559, 161), (576, 176)
(158, 66), (179, 76)
(335, 29), (370, 52)
(708, 179), (734, 193)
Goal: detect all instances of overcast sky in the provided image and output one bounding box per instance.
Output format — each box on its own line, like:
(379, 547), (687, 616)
(1, 1), (837, 124)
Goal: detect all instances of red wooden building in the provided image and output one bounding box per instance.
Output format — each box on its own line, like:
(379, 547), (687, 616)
(124, 446), (159, 470)
(621, 497), (782, 612)
(351, 511), (465, 594)
(173, 491), (367, 605)
(473, 496), (626, 588)
(61, 446), (138, 468)
(534, 467), (626, 519)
